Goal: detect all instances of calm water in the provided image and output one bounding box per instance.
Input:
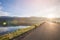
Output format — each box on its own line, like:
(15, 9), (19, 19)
(0, 26), (30, 36)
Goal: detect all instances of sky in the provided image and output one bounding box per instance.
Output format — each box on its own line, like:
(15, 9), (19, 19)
(0, 0), (60, 17)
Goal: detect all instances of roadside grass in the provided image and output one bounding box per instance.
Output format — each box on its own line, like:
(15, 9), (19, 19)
(0, 26), (35, 40)
(0, 21), (44, 40)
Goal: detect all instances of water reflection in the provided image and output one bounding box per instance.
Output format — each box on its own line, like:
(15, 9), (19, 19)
(0, 26), (30, 35)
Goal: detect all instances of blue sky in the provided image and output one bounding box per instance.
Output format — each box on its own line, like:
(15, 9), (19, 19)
(0, 0), (35, 17)
(0, 0), (60, 17)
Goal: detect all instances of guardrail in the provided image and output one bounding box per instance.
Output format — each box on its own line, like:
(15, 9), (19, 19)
(0, 22), (45, 40)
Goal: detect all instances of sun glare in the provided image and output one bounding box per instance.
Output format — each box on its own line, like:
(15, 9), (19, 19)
(46, 14), (55, 18)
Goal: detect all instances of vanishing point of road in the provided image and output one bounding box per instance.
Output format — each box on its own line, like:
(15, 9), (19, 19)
(13, 22), (60, 40)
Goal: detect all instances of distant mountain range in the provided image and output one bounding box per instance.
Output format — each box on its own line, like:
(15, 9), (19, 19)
(0, 16), (59, 26)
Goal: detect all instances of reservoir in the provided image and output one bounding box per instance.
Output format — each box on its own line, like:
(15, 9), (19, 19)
(0, 26), (30, 36)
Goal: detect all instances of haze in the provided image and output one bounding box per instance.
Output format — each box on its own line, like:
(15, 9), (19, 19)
(0, 0), (60, 17)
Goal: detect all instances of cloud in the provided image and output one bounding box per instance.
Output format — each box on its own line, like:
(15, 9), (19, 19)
(8, 0), (60, 17)
(0, 2), (9, 16)
(0, 11), (9, 16)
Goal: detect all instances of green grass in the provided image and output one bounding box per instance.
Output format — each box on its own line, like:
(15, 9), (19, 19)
(0, 26), (35, 40)
(0, 22), (44, 40)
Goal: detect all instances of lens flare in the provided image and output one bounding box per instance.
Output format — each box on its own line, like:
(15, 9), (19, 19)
(3, 22), (7, 25)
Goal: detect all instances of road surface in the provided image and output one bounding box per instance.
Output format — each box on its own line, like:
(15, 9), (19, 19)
(13, 22), (60, 40)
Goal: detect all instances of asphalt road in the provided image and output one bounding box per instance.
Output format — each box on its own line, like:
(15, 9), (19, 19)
(13, 22), (60, 40)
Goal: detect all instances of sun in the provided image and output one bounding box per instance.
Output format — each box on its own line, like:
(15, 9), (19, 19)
(46, 14), (55, 18)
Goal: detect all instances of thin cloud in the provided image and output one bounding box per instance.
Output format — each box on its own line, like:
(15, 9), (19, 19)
(0, 11), (9, 16)
(0, 2), (9, 16)
(11, 0), (59, 17)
